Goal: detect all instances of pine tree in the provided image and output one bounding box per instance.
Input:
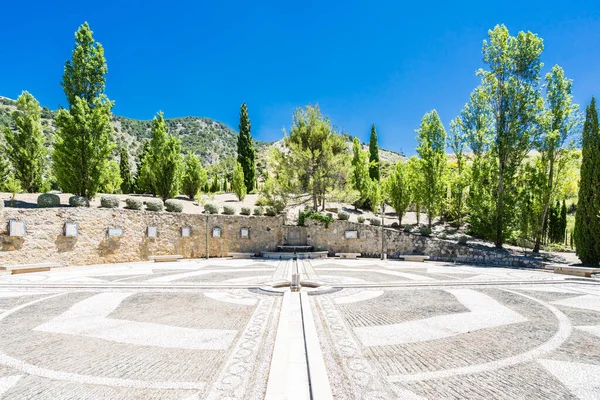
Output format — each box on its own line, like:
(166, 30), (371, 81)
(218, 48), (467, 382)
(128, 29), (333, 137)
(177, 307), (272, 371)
(181, 152), (207, 200)
(237, 103), (256, 192)
(232, 162), (247, 201)
(3, 91), (46, 192)
(119, 147), (133, 194)
(368, 124), (380, 181)
(148, 112), (182, 201)
(53, 22), (114, 197)
(574, 97), (600, 265)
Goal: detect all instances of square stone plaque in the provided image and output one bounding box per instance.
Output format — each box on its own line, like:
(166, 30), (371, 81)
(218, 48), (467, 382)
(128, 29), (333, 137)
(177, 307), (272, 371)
(8, 220), (25, 237)
(241, 228), (249, 239)
(64, 222), (78, 237)
(108, 227), (123, 238)
(212, 227), (222, 238)
(345, 230), (358, 239)
(181, 226), (191, 238)
(147, 226), (158, 238)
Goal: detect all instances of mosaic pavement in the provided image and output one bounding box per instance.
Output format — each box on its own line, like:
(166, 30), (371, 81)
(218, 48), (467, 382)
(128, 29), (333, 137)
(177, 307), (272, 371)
(0, 258), (597, 399)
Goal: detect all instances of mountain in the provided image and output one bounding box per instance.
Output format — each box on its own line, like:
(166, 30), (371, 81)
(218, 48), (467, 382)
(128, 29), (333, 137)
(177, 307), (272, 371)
(0, 96), (403, 169)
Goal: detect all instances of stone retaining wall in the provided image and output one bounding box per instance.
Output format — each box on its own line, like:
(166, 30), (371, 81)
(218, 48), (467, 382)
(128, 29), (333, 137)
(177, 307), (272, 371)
(0, 208), (543, 268)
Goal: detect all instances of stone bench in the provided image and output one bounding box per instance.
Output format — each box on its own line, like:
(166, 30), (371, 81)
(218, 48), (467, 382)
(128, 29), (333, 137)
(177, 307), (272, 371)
(0, 262), (59, 275)
(554, 266), (600, 278)
(228, 252), (256, 259)
(148, 255), (183, 263)
(399, 255), (430, 262)
(335, 253), (361, 259)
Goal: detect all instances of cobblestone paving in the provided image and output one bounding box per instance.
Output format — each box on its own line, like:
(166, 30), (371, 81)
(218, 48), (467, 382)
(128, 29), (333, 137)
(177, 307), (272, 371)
(0, 258), (596, 399)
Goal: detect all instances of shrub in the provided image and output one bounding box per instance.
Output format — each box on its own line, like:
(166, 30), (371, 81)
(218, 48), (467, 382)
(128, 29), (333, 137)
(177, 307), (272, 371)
(100, 195), (120, 209)
(419, 225), (432, 236)
(240, 206), (251, 215)
(204, 203), (218, 214)
(146, 199), (164, 212)
(125, 197), (143, 210)
(253, 206), (264, 216)
(357, 216), (365, 224)
(403, 224), (412, 232)
(338, 211), (349, 221)
(37, 193), (60, 208)
(255, 197), (268, 207)
(370, 218), (381, 226)
(223, 205), (235, 215)
(69, 195), (89, 207)
(265, 207), (277, 216)
(391, 222), (399, 228)
(165, 199), (184, 213)
(325, 207), (339, 213)
(458, 235), (469, 245)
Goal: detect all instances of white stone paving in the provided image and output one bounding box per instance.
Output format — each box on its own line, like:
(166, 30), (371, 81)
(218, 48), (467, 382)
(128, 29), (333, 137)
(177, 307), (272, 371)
(539, 359), (600, 400)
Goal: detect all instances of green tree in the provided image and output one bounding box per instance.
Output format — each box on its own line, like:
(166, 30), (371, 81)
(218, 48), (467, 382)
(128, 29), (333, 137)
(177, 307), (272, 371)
(416, 110), (447, 227)
(387, 161), (411, 225)
(237, 103), (256, 192)
(53, 22), (114, 198)
(181, 152), (207, 200)
(135, 141), (154, 194)
(406, 156), (425, 225)
(480, 24), (544, 248)
(532, 65), (580, 252)
(559, 200), (567, 244)
(210, 175), (219, 193)
(448, 118), (470, 225)
(351, 137), (371, 208)
(148, 112), (182, 201)
(3, 91), (45, 192)
(574, 97), (600, 265)
(119, 147), (133, 194)
(99, 160), (122, 194)
(368, 124), (380, 181)
(232, 162), (247, 201)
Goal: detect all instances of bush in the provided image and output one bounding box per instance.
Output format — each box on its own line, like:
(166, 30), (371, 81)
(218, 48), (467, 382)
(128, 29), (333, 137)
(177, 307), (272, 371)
(146, 199), (164, 212)
(100, 195), (120, 209)
(370, 218), (381, 226)
(253, 206), (264, 216)
(403, 224), (412, 232)
(69, 195), (89, 207)
(240, 206), (251, 215)
(223, 205), (235, 215)
(458, 235), (469, 245)
(37, 193), (60, 208)
(255, 197), (268, 207)
(165, 199), (184, 213)
(125, 197), (143, 210)
(338, 211), (349, 221)
(357, 216), (365, 224)
(204, 203), (218, 214)
(265, 207), (277, 216)
(419, 225), (432, 236)
(325, 207), (339, 213)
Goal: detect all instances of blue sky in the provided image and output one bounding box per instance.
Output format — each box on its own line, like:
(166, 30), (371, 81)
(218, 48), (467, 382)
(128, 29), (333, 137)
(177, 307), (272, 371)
(1, 0), (599, 155)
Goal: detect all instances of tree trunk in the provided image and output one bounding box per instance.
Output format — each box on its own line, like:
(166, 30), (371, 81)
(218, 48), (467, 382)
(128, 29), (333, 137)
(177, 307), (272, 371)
(495, 163), (505, 249)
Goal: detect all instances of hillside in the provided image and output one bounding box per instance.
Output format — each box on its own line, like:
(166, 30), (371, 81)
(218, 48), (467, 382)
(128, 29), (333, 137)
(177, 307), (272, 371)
(0, 96), (403, 169)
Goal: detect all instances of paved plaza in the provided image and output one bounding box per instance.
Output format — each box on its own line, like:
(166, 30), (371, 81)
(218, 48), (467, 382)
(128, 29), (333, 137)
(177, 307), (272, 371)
(0, 258), (597, 399)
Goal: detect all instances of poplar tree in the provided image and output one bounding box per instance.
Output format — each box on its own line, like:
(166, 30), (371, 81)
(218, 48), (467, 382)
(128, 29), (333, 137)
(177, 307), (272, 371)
(53, 22), (114, 198)
(135, 141), (154, 195)
(574, 97), (600, 265)
(149, 112), (182, 201)
(181, 152), (207, 200)
(416, 110), (447, 227)
(119, 146), (133, 194)
(387, 161), (411, 225)
(237, 103), (256, 192)
(368, 124), (380, 181)
(4, 91), (46, 192)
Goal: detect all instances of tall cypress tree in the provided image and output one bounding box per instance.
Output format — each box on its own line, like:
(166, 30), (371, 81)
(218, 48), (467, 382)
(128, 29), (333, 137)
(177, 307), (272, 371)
(559, 200), (567, 244)
(237, 103), (256, 192)
(574, 97), (600, 265)
(368, 124), (380, 181)
(119, 146), (133, 194)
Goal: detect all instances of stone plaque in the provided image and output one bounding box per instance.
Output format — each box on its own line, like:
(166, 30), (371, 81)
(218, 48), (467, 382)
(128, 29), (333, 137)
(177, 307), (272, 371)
(64, 222), (78, 237)
(181, 226), (191, 238)
(8, 220), (25, 237)
(240, 228), (249, 239)
(147, 226), (158, 238)
(345, 230), (358, 239)
(108, 227), (123, 238)
(212, 227), (222, 238)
